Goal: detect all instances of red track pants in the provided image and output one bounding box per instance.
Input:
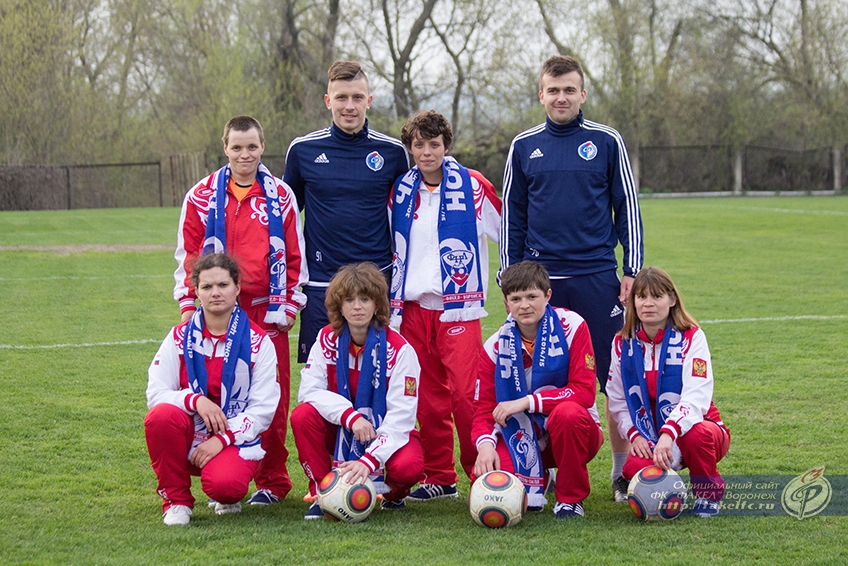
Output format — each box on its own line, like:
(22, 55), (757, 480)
(400, 302), (480, 485)
(290, 403), (424, 502)
(622, 420), (730, 501)
(475, 402), (604, 504)
(144, 403), (259, 512)
(244, 304), (292, 500)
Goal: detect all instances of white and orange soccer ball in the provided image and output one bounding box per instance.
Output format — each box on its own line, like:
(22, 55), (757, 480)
(468, 470), (528, 528)
(627, 465), (687, 521)
(316, 469), (376, 523)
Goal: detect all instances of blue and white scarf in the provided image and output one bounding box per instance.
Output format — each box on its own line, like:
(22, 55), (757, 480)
(202, 163), (288, 324)
(390, 156), (486, 326)
(495, 304), (569, 507)
(332, 324), (389, 492)
(620, 324), (684, 446)
(183, 305), (263, 460)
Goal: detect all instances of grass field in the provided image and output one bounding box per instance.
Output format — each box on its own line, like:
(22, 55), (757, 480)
(1, 197), (847, 565)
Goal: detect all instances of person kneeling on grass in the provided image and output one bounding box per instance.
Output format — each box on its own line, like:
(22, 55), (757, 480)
(606, 266), (731, 518)
(291, 262), (425, 520)
(145, 253), (280, 526)
(471, 261), (604, 518)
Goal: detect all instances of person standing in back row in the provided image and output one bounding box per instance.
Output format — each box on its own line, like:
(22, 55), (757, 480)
(500, 55), (643, 503)
(389, 111), (501, 502)
(174, 116), (307, 506)
(284, 61), (409, 365)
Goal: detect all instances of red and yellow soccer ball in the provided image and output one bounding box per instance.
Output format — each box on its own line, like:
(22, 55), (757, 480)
(627, 465), (687, 521)
(316, 469), (376, 523)
(468, 470), (528, 528)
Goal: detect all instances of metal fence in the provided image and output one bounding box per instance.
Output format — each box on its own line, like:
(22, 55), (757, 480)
(638, 145), (845, 195)
(743, 146), (834, 193)
(0, 161), (162, 211)
(639, 145), (735, 194)
(2, 146), (846, 211)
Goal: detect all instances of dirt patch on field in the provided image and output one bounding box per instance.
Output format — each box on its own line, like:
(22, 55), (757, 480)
(0, 244), (173, 255)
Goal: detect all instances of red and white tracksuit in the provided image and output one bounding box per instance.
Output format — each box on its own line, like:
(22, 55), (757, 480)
(472, 308), (604, 504)
(607, 326), (730, 500)
(291, 325), (424, 502)
(395, 169), (501, 485)
(144, 321), (280, 512)
(173, 174), (307, 499)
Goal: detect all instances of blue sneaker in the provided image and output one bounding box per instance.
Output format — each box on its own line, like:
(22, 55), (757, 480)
(553, 501), (585, 518)
(692, 498), (720, 517)
(304, 501), (324, 521)
(406, 483), (458, 501)
(381, 499), (406, 510)
(249, 489), (280, 506)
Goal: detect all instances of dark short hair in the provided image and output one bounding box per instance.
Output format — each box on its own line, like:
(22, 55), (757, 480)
(328, 61), (369, 87)
(400, 110), (453, 151)
(191, 253), (241, 289)
(539, 55), (585, 91)
(325, 262), (390, 334)
(500, 261), (551, 297)
(222, 115), (264, 146)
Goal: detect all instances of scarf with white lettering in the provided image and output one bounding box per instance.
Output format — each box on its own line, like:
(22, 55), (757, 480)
(183, 305), (263, 459)
(203, 163), (288, 324)
(390, 156), (485, 326)
(495, 304), (569, 507)
(620, 324), (684, 446)
(332, 323), (389, 492)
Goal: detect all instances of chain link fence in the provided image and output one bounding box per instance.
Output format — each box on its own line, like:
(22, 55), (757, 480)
(639, 146), (735, 194)
(0, 161), (162, 211)
(2, 146), (845, 211)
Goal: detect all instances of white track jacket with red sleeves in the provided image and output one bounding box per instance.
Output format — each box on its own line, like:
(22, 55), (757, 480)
(173, 174), (307, 317)
(146, 321), (280, 455)
(607, 326), (727, 444)
(298, 325), (420, 473)
(472, 307), (601, 449)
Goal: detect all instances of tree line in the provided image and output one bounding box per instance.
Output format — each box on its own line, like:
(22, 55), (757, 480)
(3, 0), (847, 189)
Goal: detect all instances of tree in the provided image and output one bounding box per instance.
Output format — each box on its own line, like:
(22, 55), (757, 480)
(0, 0), (73, 163)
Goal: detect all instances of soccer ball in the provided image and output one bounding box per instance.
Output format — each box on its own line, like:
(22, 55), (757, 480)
(627, 465), (687, 521)
(316, 469), (376, 523)
(468, 470), (528, 528)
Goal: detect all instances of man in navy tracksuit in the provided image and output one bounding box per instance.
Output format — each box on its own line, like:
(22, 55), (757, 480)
(500, 55), (643, 503)
(284, 61), (409, 363)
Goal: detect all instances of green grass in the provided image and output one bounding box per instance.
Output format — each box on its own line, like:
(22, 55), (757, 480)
(1, 197), (847, 565)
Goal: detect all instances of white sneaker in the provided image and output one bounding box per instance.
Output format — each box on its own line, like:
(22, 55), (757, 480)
(214, 502), (242, 515)
(163, 505), (192, 526)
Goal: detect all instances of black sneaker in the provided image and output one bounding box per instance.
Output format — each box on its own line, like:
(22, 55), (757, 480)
(380, 499), (406, 510)
(406, 483), (458, 501)
(304, 501), (324, 521)
(613, 476), (629, 503)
